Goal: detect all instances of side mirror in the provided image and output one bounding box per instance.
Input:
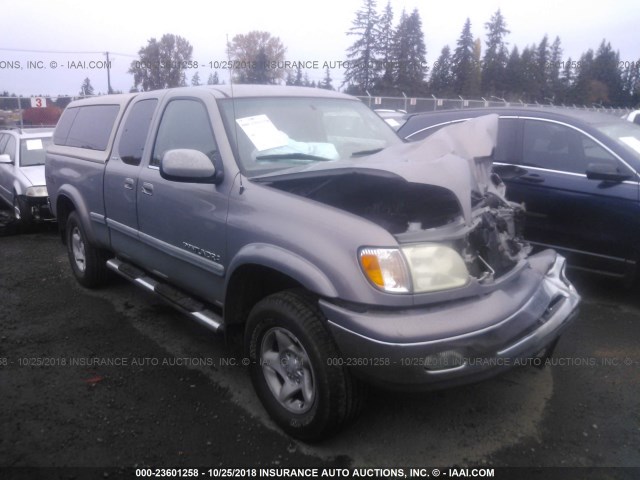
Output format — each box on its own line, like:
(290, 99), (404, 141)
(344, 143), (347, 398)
(0, 154), (12, 164)
(160, 149), (219, 184)
(585, 162), (632, 183)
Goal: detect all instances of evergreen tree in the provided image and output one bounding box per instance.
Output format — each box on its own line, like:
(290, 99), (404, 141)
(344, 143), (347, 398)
(519, 45), (539, 102)
(482, 9), (510, 96)
(392, 8), (428, 95)
(191, 72), (201, 86)
(374, 1), (395, 94)
(503, 46), (522, 100)
(343, 0), (380, 94)
(451, 18), (480, 96)
(546, 36), (563, 102)
(430, 45), (454, 97)
(207, 71), (220, 85)
(535, 35), (550, 100)
(319, 67), (334, 90)
(294, 66), (303, 86)
(558, 57), (574, 104)
(591, 40), (625, 105)
(621, 58), (640, 106)
(80, 77), (94, 96)
(571, 49), (595, 104)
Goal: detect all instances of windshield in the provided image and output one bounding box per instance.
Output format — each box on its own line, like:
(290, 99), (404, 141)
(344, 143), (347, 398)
(219, 97), (402, 176)
(19, 137), (52, 166)
(596, 122), (640, 163)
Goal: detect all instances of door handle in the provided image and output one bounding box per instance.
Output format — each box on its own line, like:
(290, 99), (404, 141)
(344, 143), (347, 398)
(124, 178), (134, 190)
(141, 182), (154, 195)
(520, 174), (544, 183)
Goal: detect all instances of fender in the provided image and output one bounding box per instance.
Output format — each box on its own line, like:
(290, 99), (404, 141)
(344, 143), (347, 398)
(226, 243), (339, 299)
(55, 184), (110, 249)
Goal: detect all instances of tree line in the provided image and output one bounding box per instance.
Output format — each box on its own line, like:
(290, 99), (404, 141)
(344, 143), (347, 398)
(343, 1), (639, 107)
(2, 3), (638, 108)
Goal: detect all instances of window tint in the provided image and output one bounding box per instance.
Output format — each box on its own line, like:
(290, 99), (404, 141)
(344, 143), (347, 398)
(118, 99), (158, 166)
(152, 99), (217, 167)
(54, 105), (119, 150)
(522, 120), (619, 174)
(495, 118), (518, 163)
(53, 107), (79, 145)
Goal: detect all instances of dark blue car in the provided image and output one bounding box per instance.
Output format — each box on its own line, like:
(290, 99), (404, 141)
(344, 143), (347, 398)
(398, 108), (640, 282)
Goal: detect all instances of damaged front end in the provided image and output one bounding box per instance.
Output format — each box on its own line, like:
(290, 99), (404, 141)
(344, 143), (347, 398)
(259, 114), (532, 289)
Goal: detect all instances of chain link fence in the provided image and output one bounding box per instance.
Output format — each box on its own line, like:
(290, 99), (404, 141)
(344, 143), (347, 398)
(0, 92), (635, 128)
(355, 94), (634, 117)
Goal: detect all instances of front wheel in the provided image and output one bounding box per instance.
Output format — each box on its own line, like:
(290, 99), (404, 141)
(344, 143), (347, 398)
(66, 211), (110, 288)
(245, 290), (364, 441)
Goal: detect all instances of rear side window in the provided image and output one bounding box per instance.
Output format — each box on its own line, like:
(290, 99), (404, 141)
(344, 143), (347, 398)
(54, 105), (119, 151)
(118, 99), (158, 166)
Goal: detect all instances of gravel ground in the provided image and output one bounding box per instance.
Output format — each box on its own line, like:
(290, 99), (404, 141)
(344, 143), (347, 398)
(0, 215), (638, 479)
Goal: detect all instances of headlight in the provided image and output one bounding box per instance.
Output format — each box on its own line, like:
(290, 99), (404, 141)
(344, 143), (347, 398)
(25, 186), (48, 197)
(402, 244), (469, 293)
(359, 248), (411, 293)
(359, 244), (469, 294)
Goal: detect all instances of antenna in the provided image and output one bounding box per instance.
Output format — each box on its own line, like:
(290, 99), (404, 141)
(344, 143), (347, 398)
(226, 34), (244, 194)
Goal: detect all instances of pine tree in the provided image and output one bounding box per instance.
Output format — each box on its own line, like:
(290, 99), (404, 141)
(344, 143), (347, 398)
(591, 40), (625, 105)
(392, 8), (428, 95)
(374, 1), (395, 94)
(319, 67), (334, 90)
(503, 46), (522, 100)
(547, 36), (563, 102)
(207, 71), (220, 85)
(559, 57), (574, 104)
(191, 72), (201, 86)
(482, 9), (510, 96)
(343, 0), (380, 94)
(451, 18), (480, 96)
(519, 45), (538, 102)
(535, 35), (550, 100)
(430, 45), (453, 97)
(80, 77), (94, 96)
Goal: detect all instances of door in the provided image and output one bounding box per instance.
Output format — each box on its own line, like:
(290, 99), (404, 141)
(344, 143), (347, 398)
(497, 118), (640, 276)
(136, 95), (229, 305)
(104, 96), (159, 256)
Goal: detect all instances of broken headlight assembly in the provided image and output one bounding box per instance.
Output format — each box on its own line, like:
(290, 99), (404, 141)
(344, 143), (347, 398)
(359, 244), (470, 294)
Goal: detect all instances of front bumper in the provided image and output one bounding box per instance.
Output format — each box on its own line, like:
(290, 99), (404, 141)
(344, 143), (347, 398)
(320, 250), (580, 390)
(22, 195), (54, 222)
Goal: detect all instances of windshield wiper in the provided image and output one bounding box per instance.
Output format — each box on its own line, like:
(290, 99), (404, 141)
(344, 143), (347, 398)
(255, 153), (334, 162)
(351, 148), (384, 157)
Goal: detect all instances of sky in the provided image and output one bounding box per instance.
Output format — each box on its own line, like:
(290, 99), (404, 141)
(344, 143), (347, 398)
(1, 0), (638, 98)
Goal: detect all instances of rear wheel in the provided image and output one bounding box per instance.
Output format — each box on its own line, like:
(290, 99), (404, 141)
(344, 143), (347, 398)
(66, 211), (110, 288)
(245, 290), (364, 441)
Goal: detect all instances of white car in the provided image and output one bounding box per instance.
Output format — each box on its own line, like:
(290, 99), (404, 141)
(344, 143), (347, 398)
(0, 128), (54, 226)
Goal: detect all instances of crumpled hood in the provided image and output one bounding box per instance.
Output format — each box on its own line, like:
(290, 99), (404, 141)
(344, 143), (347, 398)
(253, 114), (501, 225)
(19, 165), (47, 187)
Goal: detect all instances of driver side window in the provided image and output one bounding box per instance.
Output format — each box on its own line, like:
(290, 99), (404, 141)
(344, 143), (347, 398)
(151, 99), (218, 167)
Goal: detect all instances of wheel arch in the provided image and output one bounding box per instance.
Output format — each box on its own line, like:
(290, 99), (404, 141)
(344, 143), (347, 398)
(224, 244), (339, 327)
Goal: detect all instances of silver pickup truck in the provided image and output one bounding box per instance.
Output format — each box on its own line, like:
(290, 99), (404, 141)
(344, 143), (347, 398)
(46, 85), (580, 441)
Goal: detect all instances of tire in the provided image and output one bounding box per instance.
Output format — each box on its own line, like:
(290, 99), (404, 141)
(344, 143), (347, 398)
(66, 211), (110, 288)
(13, 194), (33, 228)
(245, 290), (365, 441)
